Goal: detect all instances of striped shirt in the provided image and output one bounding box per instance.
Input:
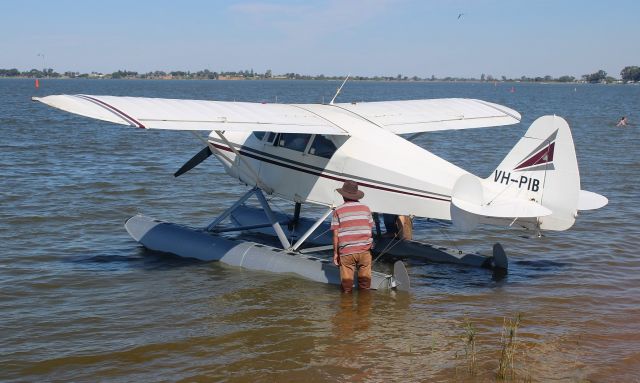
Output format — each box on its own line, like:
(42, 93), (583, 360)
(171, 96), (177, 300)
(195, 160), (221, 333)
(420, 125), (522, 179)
(331, 201), (374, 256)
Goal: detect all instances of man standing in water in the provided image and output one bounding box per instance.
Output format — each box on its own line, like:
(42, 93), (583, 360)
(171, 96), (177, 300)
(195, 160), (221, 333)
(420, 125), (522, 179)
(331, 180), (374, 293)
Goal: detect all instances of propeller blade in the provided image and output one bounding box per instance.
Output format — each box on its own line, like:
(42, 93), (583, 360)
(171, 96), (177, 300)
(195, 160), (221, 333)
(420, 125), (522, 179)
(174, 146), (213, 177)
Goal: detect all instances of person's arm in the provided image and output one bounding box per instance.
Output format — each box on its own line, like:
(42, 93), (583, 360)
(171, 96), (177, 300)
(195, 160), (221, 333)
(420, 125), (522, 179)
(397, 215), (413, 240)
(395, 216), (404, 238)
(332, 229), (340, 266)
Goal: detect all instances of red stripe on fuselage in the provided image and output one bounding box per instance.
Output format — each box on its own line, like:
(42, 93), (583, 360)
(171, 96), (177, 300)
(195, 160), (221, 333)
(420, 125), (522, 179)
(211, 143), (451, 203)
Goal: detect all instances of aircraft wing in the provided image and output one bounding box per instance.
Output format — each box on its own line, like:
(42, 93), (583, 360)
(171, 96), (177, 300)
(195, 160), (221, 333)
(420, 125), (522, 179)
(333, 98), (521, 134)
(32, 94), (349, 135)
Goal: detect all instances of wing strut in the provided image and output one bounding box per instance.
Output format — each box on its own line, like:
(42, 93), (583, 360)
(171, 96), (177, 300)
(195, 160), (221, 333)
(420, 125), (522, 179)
(213, 130), (272, 193)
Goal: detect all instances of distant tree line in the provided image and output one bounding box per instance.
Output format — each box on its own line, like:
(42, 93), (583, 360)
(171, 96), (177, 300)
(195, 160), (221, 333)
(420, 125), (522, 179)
(620, 66), (640, 82)
(2, 66), (639, 83)
(0, 68), (60, 78)
(582, 69), (610, 83)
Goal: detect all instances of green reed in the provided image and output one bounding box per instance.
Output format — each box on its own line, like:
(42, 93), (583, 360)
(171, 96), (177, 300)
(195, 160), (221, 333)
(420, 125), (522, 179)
(497, 313), (522, 380)
(463, 318), (477, 375)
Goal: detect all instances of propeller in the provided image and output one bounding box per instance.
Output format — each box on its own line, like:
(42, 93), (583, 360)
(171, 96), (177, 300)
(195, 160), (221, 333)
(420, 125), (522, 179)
(174, 146), (213, 177)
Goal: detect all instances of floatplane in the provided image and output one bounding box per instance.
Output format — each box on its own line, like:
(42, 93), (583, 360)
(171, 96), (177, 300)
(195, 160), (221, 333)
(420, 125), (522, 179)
(33, 83), (607, 291)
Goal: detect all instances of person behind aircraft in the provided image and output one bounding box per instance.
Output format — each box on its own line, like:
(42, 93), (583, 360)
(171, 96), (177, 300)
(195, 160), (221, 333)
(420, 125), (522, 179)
(383, 214), (413, 240)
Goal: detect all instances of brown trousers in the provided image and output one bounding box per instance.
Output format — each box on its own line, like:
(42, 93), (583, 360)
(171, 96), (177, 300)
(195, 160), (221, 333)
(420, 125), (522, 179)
(339, 251), (372, 293)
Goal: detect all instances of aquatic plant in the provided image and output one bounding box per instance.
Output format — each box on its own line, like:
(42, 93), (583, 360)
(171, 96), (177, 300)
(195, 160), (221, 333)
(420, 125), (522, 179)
(497, 313), (522, 380)
(462, 318), (477, 375)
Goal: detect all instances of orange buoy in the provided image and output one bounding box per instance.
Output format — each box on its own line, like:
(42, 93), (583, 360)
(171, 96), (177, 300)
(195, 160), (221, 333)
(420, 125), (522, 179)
(35, 79), (40, 88)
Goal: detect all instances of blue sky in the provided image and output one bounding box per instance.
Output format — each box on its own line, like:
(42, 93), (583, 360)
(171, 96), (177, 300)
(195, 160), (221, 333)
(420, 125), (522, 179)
(1, 0), (638, 78)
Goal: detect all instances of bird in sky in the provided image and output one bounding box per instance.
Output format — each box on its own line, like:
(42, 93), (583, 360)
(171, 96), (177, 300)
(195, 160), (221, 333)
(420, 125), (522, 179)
(458, 13), (464, 19)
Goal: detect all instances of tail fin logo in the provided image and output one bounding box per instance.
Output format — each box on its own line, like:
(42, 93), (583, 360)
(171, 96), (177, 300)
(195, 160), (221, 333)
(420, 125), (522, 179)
(514, 129), (558, 172)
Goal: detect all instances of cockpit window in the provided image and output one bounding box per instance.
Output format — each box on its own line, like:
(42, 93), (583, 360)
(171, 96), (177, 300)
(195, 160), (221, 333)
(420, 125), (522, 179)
(265, 132), (277, 144)
(308, 135), (337, 158)
(277, 133), (311, 152)
(253, 132), (266, 140)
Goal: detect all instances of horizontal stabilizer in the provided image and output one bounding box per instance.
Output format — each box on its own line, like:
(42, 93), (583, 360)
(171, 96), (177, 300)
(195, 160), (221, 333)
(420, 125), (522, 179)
(450, 174), (552, 231)
(577, 190), (608, 210)
(452, 196), (552, 218)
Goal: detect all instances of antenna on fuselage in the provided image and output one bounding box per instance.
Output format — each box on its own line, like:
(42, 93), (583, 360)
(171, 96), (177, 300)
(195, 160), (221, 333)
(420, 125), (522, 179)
(329, 74), (350, 105)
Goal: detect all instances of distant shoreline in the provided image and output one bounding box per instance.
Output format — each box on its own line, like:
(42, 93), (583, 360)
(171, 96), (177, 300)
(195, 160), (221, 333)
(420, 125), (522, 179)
(5, 66), (640, 84)
(2, 77), (637, 86)
(4, 67), (639, 84)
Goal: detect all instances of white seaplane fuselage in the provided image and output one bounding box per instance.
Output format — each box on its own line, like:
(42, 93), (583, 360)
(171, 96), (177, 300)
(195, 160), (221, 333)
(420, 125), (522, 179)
(210, 104), (465, 220)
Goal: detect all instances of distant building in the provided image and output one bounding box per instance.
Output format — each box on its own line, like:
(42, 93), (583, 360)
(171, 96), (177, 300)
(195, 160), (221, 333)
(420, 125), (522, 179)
(218, 75), (244, 80)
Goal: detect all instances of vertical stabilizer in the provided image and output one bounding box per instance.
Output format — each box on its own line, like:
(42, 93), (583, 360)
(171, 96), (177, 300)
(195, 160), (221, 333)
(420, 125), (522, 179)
(486, 115), (579, 231)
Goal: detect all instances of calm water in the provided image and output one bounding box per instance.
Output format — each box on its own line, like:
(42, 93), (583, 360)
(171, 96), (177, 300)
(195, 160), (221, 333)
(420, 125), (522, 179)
(1, 79), (638, 382)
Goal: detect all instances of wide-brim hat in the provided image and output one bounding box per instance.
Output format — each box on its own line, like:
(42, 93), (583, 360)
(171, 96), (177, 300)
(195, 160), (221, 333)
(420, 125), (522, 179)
(336, 180), (364, 200)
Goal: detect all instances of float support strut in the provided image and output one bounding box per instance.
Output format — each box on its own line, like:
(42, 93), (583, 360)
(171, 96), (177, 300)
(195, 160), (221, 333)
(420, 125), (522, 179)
(206, 187), (256, 232)
(254, 189), (291, 249)
(291, 207), (334, 251)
